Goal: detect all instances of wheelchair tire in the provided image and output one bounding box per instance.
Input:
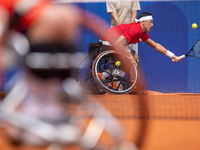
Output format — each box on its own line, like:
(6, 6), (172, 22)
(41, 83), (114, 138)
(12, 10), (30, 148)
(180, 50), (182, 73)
(92, 50), (138, 95)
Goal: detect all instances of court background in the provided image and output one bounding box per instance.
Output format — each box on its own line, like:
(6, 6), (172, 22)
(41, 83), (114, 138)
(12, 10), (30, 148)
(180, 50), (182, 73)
(3, 1), (200, 93)
(75, 0), (200, 93)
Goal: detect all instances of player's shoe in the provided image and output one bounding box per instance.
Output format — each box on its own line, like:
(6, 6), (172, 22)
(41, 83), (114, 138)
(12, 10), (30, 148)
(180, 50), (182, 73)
(108, 81), (123, 91)
(108, 82), (118, 90)
(97, 72), (102, 80)
(97, 72), (110, 80)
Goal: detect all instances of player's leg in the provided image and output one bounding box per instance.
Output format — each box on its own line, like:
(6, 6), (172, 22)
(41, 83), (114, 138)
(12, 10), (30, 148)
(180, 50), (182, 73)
(96, 45), (115, 80)
(130, 43), (138, 59)
(129, 49), (145, 95)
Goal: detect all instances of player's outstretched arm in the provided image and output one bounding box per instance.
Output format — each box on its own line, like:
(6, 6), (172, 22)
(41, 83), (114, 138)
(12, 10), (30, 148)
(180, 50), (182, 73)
(144, 38), (180, 62)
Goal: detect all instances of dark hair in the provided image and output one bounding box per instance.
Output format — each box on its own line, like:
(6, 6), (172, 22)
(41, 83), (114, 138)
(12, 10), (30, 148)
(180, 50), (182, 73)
(138, 12), (152, 19)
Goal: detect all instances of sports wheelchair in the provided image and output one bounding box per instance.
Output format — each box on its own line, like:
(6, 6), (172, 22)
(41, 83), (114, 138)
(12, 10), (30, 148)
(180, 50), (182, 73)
(75, 41), (139, 95)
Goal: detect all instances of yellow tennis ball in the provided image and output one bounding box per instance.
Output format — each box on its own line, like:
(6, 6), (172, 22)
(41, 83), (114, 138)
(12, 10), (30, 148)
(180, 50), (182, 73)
(115, 61), (121, 66)
(192, 23), (197, 29)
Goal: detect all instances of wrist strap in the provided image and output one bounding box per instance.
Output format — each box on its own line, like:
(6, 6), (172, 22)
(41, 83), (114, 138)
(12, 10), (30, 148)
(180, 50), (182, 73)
(165, 50), (174, 58)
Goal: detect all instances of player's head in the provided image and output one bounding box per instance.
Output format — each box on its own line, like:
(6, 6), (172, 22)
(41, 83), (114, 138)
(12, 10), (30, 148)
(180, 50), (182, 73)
(138, 12), (153, 21)
(138, 12), (153, 32)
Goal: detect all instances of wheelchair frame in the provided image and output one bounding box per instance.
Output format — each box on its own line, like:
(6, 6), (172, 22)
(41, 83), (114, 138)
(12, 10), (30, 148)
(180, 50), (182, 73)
(75, 42), (139, 95)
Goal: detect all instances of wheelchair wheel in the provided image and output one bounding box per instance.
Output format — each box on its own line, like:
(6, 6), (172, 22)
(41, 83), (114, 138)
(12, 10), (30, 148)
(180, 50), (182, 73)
(92, 50), (138, 95)
(75, 54), (105, 94)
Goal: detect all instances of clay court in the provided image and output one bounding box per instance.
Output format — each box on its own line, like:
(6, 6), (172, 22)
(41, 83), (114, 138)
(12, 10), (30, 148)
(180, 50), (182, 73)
(92, 91), (200, 150)
(0, 91), (200, 150)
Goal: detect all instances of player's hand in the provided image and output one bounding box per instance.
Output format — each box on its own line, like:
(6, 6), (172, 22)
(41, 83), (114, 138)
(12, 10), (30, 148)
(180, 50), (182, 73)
(172, 55), (181, 63)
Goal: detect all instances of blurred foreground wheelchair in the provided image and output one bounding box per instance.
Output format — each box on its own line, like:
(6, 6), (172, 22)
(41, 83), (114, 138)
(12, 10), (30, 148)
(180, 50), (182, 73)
(0, 31), (129, 150)
(75, 41), (139, 95)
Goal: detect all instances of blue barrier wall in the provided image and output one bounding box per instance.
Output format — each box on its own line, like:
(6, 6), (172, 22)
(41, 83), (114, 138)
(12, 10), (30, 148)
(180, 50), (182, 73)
(139, 2), (188, 93)
(75, 1), (200, 93)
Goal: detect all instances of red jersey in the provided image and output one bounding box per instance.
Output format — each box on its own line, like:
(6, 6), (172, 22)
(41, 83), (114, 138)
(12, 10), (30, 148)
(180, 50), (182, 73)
(0, 0), (50, 31)
(0, 0), (18, 15)
(101, 23), (149, 45)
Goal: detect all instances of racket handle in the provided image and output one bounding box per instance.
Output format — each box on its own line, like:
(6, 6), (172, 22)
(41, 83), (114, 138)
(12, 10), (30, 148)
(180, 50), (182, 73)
(177, 55), (185, 60)
(172, 54), (185, 62)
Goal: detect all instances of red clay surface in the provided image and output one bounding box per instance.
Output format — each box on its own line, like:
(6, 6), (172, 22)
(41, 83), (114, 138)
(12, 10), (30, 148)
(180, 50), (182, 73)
(0, 91), (200, 150)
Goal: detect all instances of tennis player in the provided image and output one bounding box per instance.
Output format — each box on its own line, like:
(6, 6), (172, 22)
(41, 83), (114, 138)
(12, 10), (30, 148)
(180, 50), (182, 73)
(0, 0), (109, 120)
(101, 12), (180, 66)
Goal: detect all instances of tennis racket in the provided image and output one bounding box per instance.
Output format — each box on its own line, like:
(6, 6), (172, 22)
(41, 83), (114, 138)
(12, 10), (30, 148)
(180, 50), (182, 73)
(177, 39), (200, 60)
